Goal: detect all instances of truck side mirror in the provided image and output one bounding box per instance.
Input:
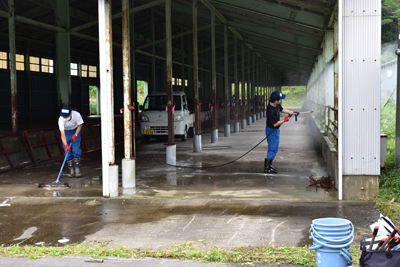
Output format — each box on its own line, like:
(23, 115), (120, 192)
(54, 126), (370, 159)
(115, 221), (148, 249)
(139, 105), (143, 111)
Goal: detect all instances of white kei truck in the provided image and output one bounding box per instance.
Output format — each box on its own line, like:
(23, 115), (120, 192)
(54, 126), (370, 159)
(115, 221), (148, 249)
(139, 91), (194, 142)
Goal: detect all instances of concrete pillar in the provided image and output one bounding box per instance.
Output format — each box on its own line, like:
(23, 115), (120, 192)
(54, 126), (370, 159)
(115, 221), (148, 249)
(224, 26), (230, 137)
(151, 8), (156, 94)
(122, 0), (135, 188)
(165, 0), (176, 164)
(193, 0), (202, 152)
(234, 36), (239, 132)
(55, 0), (71, 108)
(8, 0), (17, 133)
(241, 42), (246, 129)
(99, 0), (117, 197)
(211, 13), (218, 143)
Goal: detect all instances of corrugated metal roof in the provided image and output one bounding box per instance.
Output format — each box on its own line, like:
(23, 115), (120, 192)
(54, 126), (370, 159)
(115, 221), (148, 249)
(0, 0), (337, 86)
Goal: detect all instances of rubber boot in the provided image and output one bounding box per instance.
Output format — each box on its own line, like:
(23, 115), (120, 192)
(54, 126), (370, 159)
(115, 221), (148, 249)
(264, 158), (269, 173)
(74, 158), (82, 178)
(269, 160), (278, 173)
(67, 160), (75, 178)
(266, 159), (278, 174)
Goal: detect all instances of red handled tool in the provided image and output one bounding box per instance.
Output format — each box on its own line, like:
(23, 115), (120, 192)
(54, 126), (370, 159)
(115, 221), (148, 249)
(376, 238), (386, 251)
(386, 238), (397, 251)
(368, 226), (379, 251)
(379, 227), (399, 251)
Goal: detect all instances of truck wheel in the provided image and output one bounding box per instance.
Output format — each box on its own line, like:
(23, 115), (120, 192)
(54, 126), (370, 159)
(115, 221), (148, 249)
(181, 127), (188, 141)
(188, 127), (194, 138)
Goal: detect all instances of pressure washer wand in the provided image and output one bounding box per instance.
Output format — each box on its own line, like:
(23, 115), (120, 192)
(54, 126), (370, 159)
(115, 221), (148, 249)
(288, 110), (314, 122)
(368, 226), (379, 251)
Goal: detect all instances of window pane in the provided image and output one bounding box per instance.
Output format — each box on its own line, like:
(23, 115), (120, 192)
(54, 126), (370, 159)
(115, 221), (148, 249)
(0, 52), (6, 60)
(16, 54), (24, 62)
(16, 62), (24, 71)
(0, 52), (7, 69)
(30, 56), (39, 64)
(30, 56), (40, 72)
(88, 65), (97, 78)
(0, 61), (7, 69)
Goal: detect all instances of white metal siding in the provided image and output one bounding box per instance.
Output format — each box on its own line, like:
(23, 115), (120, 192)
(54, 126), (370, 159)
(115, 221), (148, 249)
(343, 0), (381, 175)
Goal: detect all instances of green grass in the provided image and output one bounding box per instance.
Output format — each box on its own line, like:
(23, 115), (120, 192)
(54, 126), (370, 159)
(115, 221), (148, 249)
(376, 97), (400, 224)
(137, 81), (145, 106)
(281, 86), (307, 108)
(89, 102), (97, 115)
(0, 243), (362, 266)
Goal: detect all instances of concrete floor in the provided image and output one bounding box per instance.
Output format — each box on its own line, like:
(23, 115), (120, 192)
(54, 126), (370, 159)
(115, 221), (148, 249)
(0, 114), (379, 266)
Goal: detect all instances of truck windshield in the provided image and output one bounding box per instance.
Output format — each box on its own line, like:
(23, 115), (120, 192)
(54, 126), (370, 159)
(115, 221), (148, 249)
(143, 95), (182, 111)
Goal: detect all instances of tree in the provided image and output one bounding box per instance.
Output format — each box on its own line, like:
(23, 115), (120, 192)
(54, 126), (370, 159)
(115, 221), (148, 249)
(382, 0), (400, 43)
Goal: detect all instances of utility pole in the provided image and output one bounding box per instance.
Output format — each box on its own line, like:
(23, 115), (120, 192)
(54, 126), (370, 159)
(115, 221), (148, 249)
(395, 20), (400, 168)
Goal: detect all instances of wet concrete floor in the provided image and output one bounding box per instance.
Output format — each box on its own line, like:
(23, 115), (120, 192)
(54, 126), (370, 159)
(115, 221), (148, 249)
(0, 114), (380, 265)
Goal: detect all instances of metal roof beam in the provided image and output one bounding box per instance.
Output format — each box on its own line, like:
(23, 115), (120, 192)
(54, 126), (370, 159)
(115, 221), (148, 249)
(0, 5), (50, 32)
(252, 45), (316, 63)
(27, 0), (98, 23)
(71, 0), (165, 32)
(258, 52), (313, 69)
(221, 20), (320, 50)
(238, 28), (320, 53)
(0, 9), (66, 33)
(221, 12), (323, 41)
(261, 57), (312, 71)
(208, 0), (326, 30)
(136, 24), (211, 50)
(277, 0), (331, 15)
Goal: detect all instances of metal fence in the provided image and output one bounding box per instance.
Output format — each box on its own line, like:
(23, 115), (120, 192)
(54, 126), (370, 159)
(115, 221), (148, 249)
(307, 100), (338, 144)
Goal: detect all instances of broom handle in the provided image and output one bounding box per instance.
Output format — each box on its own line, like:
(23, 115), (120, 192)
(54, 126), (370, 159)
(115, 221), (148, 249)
(56, 142), (72, 183)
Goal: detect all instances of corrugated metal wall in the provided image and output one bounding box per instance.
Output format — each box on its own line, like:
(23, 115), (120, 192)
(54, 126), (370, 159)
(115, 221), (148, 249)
(343, 0), (381, 175)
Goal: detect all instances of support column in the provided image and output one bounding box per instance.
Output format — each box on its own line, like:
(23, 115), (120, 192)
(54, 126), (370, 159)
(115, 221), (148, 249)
(99, 0), (118, 198)
(256, 57), (260, 120)
(55, 0), (71, 109)
(224, 26), (230, 137)
(193, 0), (201, 152)
(211, 13), (218, 143)
(129, 0), (137, 146)
(247, 47), (251, 125)
(234, 36), (239, 132)
(252, 52), (256, 123)
(151, 9), (156, 93)
(396, 28), (400, 168)
(260, 63), (267, 118)
(165, 0), (176, 164)
(25, 41), (31, 122)
(241, 42), (246, 129)
(122, 0), (135, 188)
(8, 0), (17, 133)
(181, 30), (185, 93)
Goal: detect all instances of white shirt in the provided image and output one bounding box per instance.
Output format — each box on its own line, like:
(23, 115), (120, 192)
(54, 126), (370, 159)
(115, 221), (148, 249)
(58, 110), (84, 131)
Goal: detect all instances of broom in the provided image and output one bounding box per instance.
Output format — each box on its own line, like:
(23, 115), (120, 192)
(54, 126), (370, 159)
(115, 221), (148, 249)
(38, 142), (71, 188)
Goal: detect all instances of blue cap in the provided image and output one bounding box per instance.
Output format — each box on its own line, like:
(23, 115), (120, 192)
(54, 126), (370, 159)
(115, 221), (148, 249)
(60, 106), (71, 117)
(270, 91), (286, 102)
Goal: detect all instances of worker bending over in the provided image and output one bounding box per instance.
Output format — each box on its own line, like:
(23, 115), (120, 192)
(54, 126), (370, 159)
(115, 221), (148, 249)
(58, 106), (84, 178)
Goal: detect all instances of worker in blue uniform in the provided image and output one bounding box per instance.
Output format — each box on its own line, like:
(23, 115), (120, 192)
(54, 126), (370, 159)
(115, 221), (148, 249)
(265, 91), (297, 174)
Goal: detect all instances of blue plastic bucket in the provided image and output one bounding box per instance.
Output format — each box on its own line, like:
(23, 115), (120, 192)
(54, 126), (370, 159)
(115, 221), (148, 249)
(309, 218), (354, 267)
(312, 218), (352, 227)
(315, 247), (352, 267)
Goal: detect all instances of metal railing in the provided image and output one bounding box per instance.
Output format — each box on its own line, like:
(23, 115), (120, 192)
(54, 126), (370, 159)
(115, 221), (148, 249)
(307, 100), (338, 143)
